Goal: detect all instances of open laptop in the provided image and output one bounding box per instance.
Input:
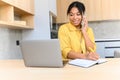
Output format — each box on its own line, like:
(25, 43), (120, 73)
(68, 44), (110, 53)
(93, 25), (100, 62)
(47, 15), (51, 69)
(20, 39), (66, 68)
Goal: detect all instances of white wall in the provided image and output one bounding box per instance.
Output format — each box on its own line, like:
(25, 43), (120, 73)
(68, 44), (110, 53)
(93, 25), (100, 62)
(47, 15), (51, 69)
(48, 0), (56, 15)
(22, 0), (56, 40)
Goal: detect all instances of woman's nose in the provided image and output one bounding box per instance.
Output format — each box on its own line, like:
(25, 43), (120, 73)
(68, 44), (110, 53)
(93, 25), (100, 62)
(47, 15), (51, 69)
(73, 15), (77, 19)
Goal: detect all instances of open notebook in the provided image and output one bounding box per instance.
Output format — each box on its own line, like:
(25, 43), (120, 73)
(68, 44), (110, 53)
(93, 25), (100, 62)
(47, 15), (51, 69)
(68, 58), (107, 68)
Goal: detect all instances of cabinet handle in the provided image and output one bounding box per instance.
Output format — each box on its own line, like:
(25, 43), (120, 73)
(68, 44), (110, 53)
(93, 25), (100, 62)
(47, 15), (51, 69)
(105, 46), (120, 49)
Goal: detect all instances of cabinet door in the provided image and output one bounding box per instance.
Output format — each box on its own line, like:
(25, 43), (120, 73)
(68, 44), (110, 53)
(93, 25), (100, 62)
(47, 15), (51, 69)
(56, 0), (71, 23)
(15, 0), (34, 14)
(84, 0), (102, 21)
(96, 42), (105, 58)
(85, 0), (120, 21)
(102, 0), (120, 20)
(57, 0), (102, 23)
(57, 0), (120, 23)
(104, 42), (120, 58)
(1, 0), (34, 14)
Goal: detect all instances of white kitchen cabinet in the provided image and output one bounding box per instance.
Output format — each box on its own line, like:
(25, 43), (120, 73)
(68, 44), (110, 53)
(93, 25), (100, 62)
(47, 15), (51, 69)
(104, 41), (120, 57)
(96, 40), (120, 58)
(96, 42), (105, 58)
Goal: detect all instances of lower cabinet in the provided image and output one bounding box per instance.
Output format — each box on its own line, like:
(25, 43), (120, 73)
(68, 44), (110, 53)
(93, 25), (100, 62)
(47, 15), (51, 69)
(96, 42), (105, 58)
(96, 40), (120, 58)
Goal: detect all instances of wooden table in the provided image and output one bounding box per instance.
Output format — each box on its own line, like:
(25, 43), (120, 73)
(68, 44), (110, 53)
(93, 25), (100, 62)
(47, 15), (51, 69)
(0, 58), (120, 80)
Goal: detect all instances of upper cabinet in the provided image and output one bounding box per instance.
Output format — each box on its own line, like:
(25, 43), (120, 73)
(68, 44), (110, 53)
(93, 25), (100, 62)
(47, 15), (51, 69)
(84, 0), (102, 21)
(0, 0), (34, 29)
(56, 0), (69, 23)
(56, 0), (120, 23)
(101, 0), (120, 20)
(1, 0), (34, 14)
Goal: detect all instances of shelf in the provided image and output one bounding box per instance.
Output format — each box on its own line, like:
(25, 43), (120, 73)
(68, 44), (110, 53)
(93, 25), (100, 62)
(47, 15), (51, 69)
(0, 21), (33, 29)
(0, 0), (34, 29)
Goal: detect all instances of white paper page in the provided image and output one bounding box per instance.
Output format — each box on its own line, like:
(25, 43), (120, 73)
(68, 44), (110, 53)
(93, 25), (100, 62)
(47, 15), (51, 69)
(97, 58), (107, 64)
(68, 59), (97, 68)
(68, 58), (107, 68)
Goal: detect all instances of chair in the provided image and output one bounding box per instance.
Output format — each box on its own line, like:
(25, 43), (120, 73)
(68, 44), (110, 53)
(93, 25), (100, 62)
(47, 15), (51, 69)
(114, 50), (120, 58)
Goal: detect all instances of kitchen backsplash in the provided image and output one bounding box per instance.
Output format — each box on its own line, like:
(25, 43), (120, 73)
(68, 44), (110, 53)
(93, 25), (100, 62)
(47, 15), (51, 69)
(89, 20), (120, 39)
(0, 27), (22, 59)
(54, 20), (120, 39)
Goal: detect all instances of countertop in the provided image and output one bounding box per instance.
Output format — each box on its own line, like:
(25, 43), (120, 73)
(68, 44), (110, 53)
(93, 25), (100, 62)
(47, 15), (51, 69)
(0, 58), (120, 80)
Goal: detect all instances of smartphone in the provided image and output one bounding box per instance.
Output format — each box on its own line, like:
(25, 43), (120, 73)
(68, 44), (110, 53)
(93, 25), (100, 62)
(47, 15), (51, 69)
(81, 15), (85, 28)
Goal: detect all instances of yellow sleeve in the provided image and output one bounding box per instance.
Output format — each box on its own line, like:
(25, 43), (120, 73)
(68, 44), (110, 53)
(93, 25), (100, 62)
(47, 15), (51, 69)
(87, 27), (96, 51)
(58, 25), (71, 59)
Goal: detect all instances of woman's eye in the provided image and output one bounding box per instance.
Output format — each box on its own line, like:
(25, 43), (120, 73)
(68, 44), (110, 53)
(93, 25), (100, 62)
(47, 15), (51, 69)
(69, 14), (73, 16)
(69, 13), (81, 16)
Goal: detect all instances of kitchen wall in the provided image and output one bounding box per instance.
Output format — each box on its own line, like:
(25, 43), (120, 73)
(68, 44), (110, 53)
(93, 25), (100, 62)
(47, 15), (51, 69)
(89, 20), (120, 39)
(0, 28), (22, 59)
(22, 0), (56, 40)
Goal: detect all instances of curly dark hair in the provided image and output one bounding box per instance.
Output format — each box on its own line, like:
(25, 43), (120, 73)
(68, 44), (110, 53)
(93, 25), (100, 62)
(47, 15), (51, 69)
(67, 1), (85, 15)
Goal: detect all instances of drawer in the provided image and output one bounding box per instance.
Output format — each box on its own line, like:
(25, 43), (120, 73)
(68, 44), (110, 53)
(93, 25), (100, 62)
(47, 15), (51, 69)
(104, 42), (120, 58)
(96, 41), (120, 58)
(104, 42), (120, 47)
(104, 48), (120, 58)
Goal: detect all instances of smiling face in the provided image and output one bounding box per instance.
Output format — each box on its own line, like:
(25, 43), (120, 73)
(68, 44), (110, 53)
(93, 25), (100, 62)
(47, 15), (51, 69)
(68, 7), (82, 28)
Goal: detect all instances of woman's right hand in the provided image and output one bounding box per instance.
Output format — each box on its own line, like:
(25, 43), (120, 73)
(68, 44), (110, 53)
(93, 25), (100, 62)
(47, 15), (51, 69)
(85, 52), (99, 61)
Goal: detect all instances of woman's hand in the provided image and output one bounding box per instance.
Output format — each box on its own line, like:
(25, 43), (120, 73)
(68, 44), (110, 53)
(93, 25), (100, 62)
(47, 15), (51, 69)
(81, 16), (88, 32)
(85, 52), (100, 61)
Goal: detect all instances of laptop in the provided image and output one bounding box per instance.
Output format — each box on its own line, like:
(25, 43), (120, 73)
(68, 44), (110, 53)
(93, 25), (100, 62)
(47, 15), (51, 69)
(20, 39), (65, 68)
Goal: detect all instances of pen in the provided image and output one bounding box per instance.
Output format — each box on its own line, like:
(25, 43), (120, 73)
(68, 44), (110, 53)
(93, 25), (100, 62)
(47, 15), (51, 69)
(89, 47), (94, 52)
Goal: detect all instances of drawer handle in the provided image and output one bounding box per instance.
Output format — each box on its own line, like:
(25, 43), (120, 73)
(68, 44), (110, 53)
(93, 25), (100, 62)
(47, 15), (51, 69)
(105, 46), (120, 49)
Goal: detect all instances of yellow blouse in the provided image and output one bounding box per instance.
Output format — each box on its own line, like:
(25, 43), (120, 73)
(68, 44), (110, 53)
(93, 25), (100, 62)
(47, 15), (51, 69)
(58, 23), (96, 59)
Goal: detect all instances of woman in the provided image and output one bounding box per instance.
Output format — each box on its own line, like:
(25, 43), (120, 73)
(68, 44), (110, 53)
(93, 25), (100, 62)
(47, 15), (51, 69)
(58, 1), (99, 60)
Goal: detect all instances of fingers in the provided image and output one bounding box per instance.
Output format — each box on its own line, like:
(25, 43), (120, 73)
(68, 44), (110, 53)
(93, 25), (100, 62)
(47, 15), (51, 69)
(83, 16), (88, 27)
(86, 52), (99, 61)
(81, 16), (88, 32)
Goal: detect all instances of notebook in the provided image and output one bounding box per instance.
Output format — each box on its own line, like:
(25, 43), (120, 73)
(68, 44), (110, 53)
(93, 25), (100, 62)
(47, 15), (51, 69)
(20, 39), (65, 68)
(68, 58), (107, 68)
